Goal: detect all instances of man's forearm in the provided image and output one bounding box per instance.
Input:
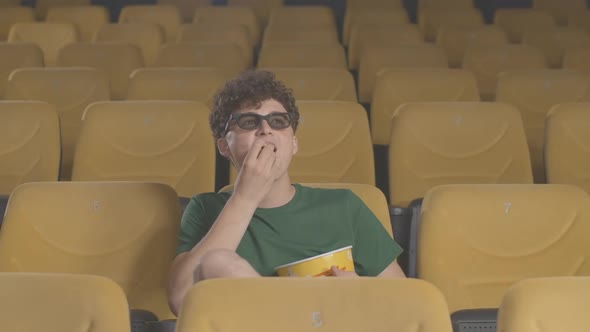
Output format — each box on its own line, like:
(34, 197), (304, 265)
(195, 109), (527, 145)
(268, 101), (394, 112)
(193, 195), (257, 254)
(167, 195), (257, 315)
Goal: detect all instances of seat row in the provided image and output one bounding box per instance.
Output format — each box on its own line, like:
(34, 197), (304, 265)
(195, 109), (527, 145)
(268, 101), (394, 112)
(2, 180), (590, 328)
(349, 12), (590, 71)
(1, 1), (587, 64)
(0, 67), (357, 179)
(3, 21), (253, 66)
(2, 20), (589, 101)
(2, 39), (590, 102)
(0, 181), (392, 319)
(366, 68), (590, 184)
(3, 7), (589, 64)
(0, 44), (248, 100)
(359, 43), (590, 104)
(2, 63), (590, 179)
(358, 22), (589, 69)
(0, 39), (344, 100)
(1, 0), (588, 28)
(3, 272), (590, 332)
(0, 4), (338, 45)
(0, 0), (280, 27)
(2, 99), (590, 207)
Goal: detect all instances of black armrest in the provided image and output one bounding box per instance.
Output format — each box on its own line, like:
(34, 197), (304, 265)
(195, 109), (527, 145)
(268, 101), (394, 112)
(130, 309), (158, 332)
(144, 319), (177, 332)
(389, 205), (413, 276)
(451, 308), (498, 332)
(0, 195), (9, 229)
(178, 197), (191, 216)
(407, 198), (424, 278)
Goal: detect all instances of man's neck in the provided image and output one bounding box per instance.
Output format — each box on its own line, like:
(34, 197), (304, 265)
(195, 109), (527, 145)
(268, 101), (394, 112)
(258, 175), (296, 209)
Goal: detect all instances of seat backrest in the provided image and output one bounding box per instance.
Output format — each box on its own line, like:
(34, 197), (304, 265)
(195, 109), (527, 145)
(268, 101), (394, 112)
(46, 5), (109, 42)
(418, 184), (590, 312)
(4, 67), (110, 180)
(221, 182), (393, 236)
(567, 12), (590, 34)
(119, 5), (182, 42)
(0, 43), (43, 97)
(193, 6), (260, 45)
(257, 42), (347, 69)
(267, 6), (336, 30)
(7, 22), (78, 66)
(177, 278), (453, 332)
(371, 68), (480, 145)
(0, 101), (60, 195)
(262, 26), (339, 44)
(494, 9), (556, 43)
(563, 47), (590, 75)
(545, 102), (590, 195)
(230, 101), (374, 186)
(343, 8), (408, 46)
(94, 23), (164, 65)
(436, 25), (508, 68)
(264, 67), (357, 102)
(157, 0), (212, 22)
(462, 45), (547, 100)
(34, 0), (91, 20)
(0, 181), (180, 318)
(0, 273), (130, 332)
(0, 6), (34, 40)
(57, 42), (144, 100)
(498, 277), (590, 332)
(523, 27), (590, 68)
(154, 42), (250, 77)
(348, 24), (424, 70)
(72, 100), (215, 197)
(177, 23), (252, 64)
(418, 9), (484, 42)
(533, 0), (587, 25)
(358, 45), (448, 103)
(227, 0), (282, 26)
(388, 102), (533, 207)
(496, 69), (590, 182)
(288, 101), (375, 185)
(127, 67), (227, 107)
(0, 0), (22, 6)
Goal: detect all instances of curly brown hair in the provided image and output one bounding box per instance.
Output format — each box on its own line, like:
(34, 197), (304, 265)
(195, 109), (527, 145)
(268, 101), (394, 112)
(210, 70), (299, 140)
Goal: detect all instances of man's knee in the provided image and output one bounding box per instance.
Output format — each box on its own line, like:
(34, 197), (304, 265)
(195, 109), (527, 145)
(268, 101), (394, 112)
(194, 249), (258, 281)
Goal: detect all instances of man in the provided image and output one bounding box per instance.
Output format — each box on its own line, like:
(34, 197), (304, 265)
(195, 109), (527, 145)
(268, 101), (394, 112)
(167, 70), (405, 316)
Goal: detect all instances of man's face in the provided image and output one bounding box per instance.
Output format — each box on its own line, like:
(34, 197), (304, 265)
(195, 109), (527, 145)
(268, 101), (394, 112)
(218, 98), (298, 178)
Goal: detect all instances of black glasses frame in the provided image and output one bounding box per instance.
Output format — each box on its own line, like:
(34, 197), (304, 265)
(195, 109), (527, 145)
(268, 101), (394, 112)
(223, 112), (297, 136)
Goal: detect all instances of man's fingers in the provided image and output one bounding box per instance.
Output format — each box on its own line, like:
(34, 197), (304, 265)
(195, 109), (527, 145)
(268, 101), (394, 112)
(270, 150), (282, 174)
(245, 139), (267, 164)
(262, 149), (277, 175)
(257, 144), (276, 165)
(256, 144), (268, 158)
(330, 266), (342, 276)
(330, 266), (358, 278)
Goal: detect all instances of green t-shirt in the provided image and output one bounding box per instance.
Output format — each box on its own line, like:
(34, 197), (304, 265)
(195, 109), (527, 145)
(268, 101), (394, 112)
(176, 184), (403, 276)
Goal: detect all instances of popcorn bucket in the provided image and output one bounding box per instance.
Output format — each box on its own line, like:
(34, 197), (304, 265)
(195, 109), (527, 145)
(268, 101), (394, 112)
(274, 246), (354, 277)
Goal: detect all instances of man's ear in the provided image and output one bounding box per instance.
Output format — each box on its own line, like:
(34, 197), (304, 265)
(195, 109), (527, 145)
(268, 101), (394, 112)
(292, 136), (298, 155)
(217, 137), (231, 159)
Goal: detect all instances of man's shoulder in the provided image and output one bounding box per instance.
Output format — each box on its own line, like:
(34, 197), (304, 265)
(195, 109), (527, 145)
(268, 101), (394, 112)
(186, 191), (233, 211)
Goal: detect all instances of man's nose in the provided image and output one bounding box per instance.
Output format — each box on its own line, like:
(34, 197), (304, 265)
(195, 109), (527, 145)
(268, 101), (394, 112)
(255, 118), (273, 135)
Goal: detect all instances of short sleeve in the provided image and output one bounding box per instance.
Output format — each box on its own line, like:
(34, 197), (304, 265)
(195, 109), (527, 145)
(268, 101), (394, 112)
(349, 192), (403, 276)
(175, 195), (214, 256)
